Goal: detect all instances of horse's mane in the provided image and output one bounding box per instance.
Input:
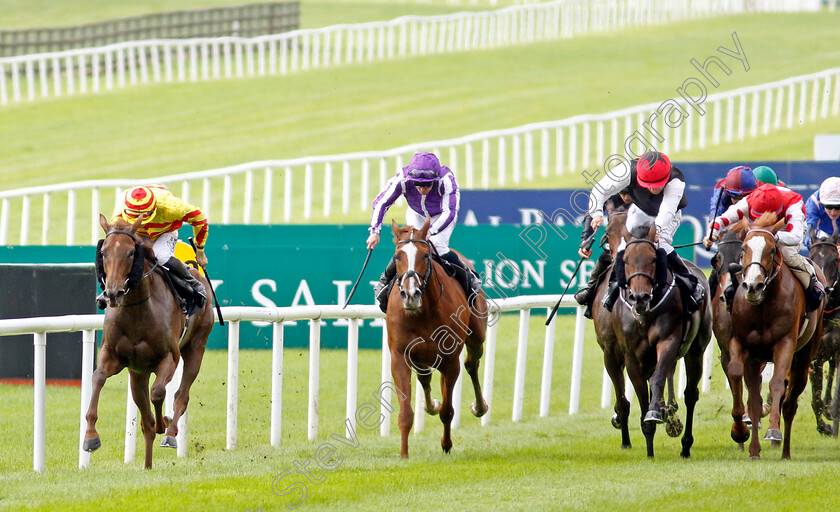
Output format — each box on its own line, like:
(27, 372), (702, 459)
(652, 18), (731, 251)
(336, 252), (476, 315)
(629, 224), (653, 240)
(605, 211), (628, 238)
(753, 212), (781, 229)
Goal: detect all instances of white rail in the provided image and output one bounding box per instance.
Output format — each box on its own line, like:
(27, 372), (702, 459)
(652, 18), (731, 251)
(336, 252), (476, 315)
(1, 295), (716, 472)
(1, 0), (813, 108)
(2, 66), (839, 245)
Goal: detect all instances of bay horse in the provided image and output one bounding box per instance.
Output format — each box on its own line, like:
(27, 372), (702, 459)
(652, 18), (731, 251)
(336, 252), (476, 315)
(726, 213), (825, 459)
(386, 217), (489, 458)
(807, 229), (840, 436)
(592, 220), (712, 458)
(83, 215), (214, 469)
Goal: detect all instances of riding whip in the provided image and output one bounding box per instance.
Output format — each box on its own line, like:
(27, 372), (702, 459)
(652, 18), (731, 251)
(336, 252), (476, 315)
(546, 233), (595, 326)
(189, 237), (225, 326)
(343, 248), (373, 309)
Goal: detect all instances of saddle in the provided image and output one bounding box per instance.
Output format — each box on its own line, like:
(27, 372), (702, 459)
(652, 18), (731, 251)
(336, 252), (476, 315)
(157, 267), (202, 317)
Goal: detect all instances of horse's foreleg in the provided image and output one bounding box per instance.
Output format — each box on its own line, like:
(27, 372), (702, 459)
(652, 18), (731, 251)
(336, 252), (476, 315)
(150, 351), (179, 435)
(438, 358), (459, 454)
(727, 338), (749, 445)
(390, 352), (413, 459)
(417, 371), (440, 416)
(825, 353), (836, 420)
(83, 344), (124, 453)
(128, 371), (155, 469)
(781, 346), (812, 460)
(809, 358), (831, 435)
(680, 348), (705, 459)
(163, 342), (207, 447)
(744, 359), (764, 459)
(464, 337), (488, 417)
(646, 337), (680, 424)
(766, 337), (797, 445)
(625, 357), (654, 458)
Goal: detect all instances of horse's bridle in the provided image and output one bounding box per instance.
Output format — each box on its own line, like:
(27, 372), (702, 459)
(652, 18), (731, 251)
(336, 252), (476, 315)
(621, 237), (675, 312)
(394, 234), (441, 298)
(809, 239), (839, 299)
(740, 228), (782, 288)
(103, 229), (159, 307)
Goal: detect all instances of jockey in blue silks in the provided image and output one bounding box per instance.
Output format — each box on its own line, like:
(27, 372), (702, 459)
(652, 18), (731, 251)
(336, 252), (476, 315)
(805, 177), (840, 249)
(709, 166), (756, 219)
(366, 151), (481, 311)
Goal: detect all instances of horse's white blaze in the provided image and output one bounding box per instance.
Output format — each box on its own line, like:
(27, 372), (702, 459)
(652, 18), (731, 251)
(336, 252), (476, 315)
(744, 236), (767, 285)
(400, 241), (419, 297)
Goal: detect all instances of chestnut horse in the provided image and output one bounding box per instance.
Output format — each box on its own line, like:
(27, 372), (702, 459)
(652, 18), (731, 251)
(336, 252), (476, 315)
(592, 219), (712, 458)
(387, 218), (489, 458)
(83, 215), (214, 468)
(726, 213), (825, 459)
(807, 229), (840, 436)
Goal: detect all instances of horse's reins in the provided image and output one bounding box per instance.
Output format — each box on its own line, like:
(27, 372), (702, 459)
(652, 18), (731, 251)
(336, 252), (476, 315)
(620, 238), (676, 312)
(105, 229), (159, 307)
(740, 228), (782, 288)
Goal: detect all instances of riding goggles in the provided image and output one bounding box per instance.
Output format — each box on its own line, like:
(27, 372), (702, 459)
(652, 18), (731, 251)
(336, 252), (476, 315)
(407, 169), (439, 181)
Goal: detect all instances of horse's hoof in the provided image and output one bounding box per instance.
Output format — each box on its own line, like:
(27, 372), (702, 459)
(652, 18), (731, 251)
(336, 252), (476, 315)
(160, 436), (177, 449)
(83, 436), (101, 452)
(426, 399), (441, 416)
(621, 443), (631, 450)
(764, 428), (782, 442)
(731, 430), (750, 444)
(818, 423), (834, 436)
(611, 413), (623, 429)
(644, 410), (663, 423)
(441, 442), (452, 454)
(762, 403), (771, 418)
(749, 456), (761, 461)
(470, 401), (488, 418)
(665, 417), (683, 438)
(742, 413), (752, 426)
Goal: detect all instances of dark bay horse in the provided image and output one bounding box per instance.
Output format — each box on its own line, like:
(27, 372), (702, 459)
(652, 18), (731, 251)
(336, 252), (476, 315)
(592, 219), (712, 458)
(808, 229), (840, 436)
(386, 218), (489, 458)
(726, 213), (825, 459)
(83, 215), (214, 468)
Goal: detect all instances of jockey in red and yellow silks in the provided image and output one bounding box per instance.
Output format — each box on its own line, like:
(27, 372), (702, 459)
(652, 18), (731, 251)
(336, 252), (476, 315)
(96, 184), (208, 311)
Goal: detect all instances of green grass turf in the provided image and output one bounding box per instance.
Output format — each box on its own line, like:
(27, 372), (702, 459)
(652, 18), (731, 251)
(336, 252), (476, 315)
(0, 0), (492, 30)
(2, 313), (840, 510)
(1, 11), (839, 243)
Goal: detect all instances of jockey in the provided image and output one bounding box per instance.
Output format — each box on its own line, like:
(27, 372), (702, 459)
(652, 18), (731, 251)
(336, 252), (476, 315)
(585, 150), (705, 314)
(95, 184), (208, 311)
(366, 152), (481, 311)
(573, 189), (631, 319)
(707, 166), (758, 298)
(704, 183), (825, 312)
(804, 176), (840, 249)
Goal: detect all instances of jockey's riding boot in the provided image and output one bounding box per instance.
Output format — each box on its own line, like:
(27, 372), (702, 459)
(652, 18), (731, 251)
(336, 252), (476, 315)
(95, 291), (107, 310)
(805, 273), (826, 314)
(667, 251), (704, 313)
(575, 251), (611, 319)
(440, 250), (482, 296)
(374, 258), (397, 312)
(602, 250), (626, 312)
(165, 257), (206, 309)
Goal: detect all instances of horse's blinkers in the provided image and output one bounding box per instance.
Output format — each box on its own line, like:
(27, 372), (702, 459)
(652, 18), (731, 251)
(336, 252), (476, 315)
(102, 230), (148, 289)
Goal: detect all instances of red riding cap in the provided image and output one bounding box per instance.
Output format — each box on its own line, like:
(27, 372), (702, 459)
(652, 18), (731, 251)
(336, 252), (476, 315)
(748, 184), (784, 219)
(635, 151), (671, 189)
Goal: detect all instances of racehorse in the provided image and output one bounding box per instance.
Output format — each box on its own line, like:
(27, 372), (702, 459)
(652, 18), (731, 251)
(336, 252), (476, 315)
(726, 213), (825, 459)
(83, 215), (214, 469)
(386, 218), (489, 458)
(807, 229), (840, 436)
(592, 217), (712, 458)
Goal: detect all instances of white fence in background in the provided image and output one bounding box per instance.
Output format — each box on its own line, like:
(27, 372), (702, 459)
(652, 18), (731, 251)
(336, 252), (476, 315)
(0, 296), (715, 472)
(1, 66), (839, 246)
(0, 0), (819, 108)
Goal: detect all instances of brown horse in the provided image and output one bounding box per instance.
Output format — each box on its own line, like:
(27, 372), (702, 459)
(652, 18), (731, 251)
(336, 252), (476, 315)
(386, 218), (489, 458)
(726, 213), (825, 459)
(83, 215), (214, 468)
(592, 220), (712, 458)
(807, 229), (840, 436)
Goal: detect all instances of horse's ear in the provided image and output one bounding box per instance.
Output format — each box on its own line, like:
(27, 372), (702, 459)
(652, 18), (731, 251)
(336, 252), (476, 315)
(647, 224), (656, 240)
(740, 216), (750, 232)
(771, 217), (786, 234)
(99, 214), (110, 234)
(808, 224), (816, 244)
(419, 216), (431, 238)
(391, 219), (399, 239)
(130, 213), (145, 233)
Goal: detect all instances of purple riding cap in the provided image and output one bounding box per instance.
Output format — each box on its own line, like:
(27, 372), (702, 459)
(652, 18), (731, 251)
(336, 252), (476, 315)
(369, 152), (460, 235)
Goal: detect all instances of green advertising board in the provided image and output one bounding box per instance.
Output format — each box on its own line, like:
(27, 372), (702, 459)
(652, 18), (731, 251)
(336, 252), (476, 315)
(0, 223), (695, 349)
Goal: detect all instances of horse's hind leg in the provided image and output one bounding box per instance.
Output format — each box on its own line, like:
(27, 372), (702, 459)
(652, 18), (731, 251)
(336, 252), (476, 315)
(604, 351), (631, 449)
(438, 358), (459, 454)
(390, 352), (414, 458)
(743, 360), (764, 459)
(151, 351), (178, 436)
(163, 342), (207, 448)
(809, 357), (832, 435)
(680, 348), (704, 458)
(83, 344), (125, 453)
(825, 354), (836, 421)
(464, 336), (488, 417)
(417, 371), (440, 416)
(128, 371), (156, 469)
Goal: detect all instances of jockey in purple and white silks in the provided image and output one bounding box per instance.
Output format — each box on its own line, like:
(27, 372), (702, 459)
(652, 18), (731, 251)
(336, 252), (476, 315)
(366, 152), (481, 310)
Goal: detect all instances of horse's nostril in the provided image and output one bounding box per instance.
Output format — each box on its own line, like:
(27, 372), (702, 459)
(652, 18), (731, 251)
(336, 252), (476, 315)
(741, 282), (748, 289)
(755, 283), (765, 292)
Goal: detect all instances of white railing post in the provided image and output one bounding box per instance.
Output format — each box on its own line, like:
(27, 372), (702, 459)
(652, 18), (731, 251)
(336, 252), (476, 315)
(380, 324), (391, 437)
(345, 318), (359, 439)
(78, 329), (95, 468)
(33, 332), (46, 472)
(226, 320), (240, 450)
(539, 308), (557, 417)
(308, 319), (321, 440)
(481, 312), (499, 427)
(271, 322), (284, 446)
(512, 309), (530, 422)
(568, 306), (586, 414)
(124, 378), (137, 463)
(451, 350), (465, 429)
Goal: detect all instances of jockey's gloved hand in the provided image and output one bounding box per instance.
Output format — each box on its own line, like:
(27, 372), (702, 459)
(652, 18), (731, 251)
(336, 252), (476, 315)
(196, 249), (208, 267)
(366, 232), (380, 250)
